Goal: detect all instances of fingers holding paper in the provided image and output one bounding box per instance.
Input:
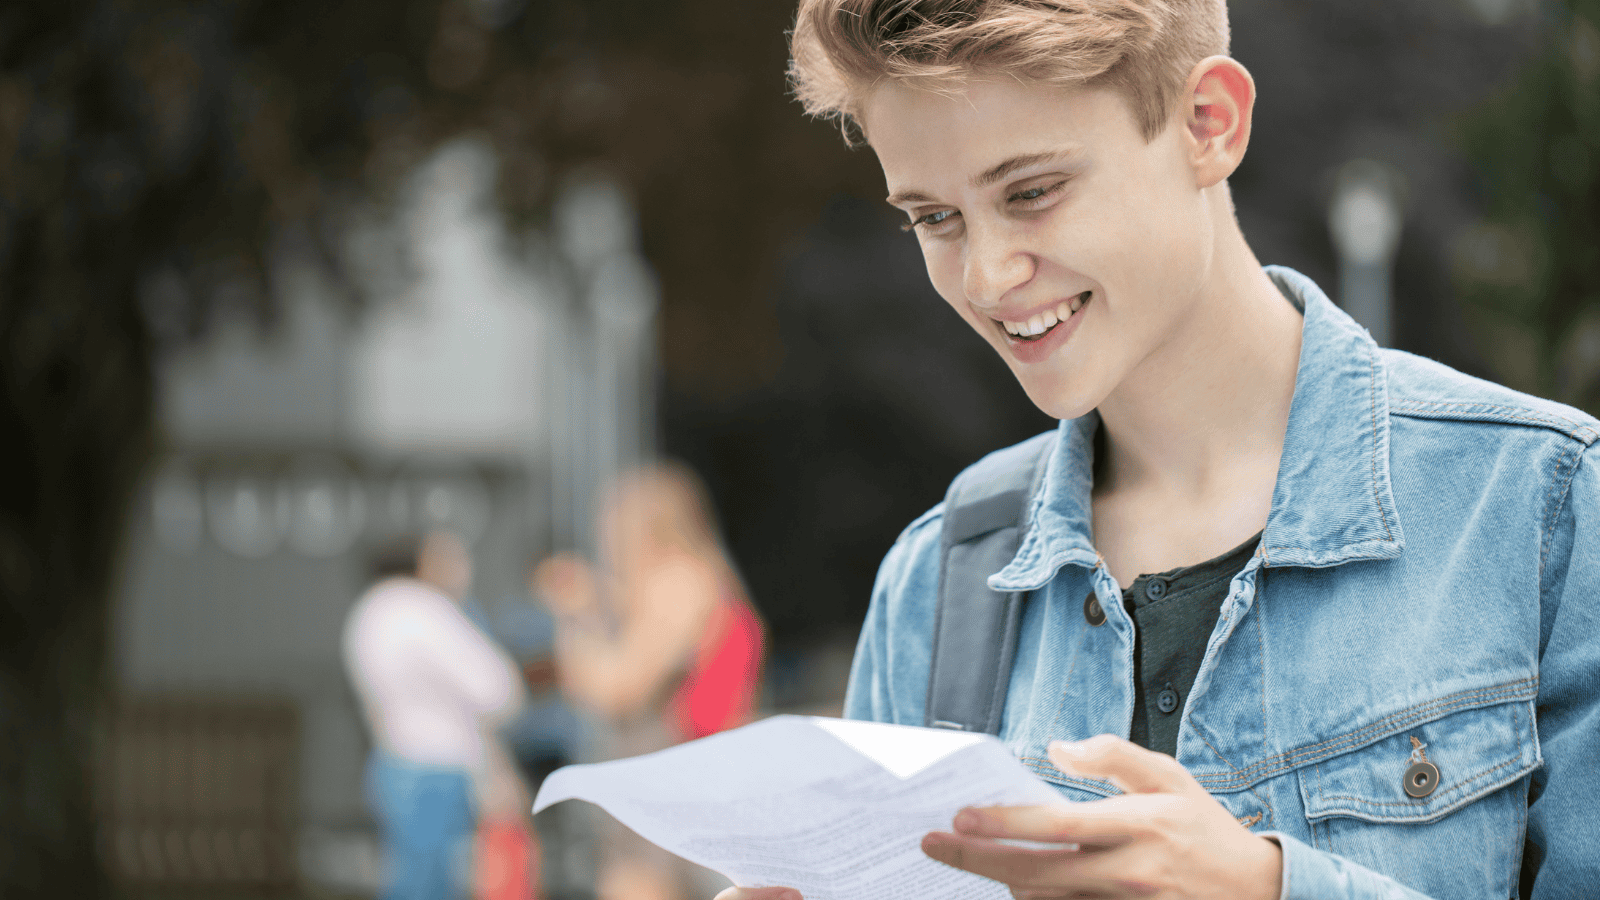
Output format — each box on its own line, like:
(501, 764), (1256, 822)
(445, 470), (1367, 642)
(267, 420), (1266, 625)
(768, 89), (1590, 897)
(920, 735), (1283, 900)
(712, 887), (801, 900)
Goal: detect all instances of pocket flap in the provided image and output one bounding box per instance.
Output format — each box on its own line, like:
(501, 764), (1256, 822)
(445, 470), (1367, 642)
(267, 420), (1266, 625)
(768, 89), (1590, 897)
(1300, 698), (1540, 824)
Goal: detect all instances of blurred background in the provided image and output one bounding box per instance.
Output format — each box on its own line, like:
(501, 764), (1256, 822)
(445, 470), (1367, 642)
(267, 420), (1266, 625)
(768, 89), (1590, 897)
(1, 0), (1596, 897)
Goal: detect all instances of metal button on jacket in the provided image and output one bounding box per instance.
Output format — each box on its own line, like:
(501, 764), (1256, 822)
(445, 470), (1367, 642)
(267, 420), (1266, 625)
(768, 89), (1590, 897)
(1404, 759), (1440, 798)
(1083, 592), (1106, 626)
(1156, 686), (1179, 714)
(1144, 577), (1169, 602)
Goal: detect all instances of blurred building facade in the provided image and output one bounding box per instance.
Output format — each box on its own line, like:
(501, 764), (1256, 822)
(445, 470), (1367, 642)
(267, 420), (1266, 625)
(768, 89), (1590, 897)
(111, 139), (563, 895)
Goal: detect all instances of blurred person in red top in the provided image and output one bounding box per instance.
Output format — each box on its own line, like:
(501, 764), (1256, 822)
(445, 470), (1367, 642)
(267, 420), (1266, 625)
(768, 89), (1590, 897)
(535, 462), (765, 746)
(533, 461), (765, 900)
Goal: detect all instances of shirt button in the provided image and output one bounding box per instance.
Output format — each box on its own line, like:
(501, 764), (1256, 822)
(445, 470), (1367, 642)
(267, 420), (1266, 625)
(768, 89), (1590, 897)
(1145, 577), (1169, 602)
(1083, 592), (1107, 626)
(1403, 760), (1440, 798)
(1156, 686), (1179, 714)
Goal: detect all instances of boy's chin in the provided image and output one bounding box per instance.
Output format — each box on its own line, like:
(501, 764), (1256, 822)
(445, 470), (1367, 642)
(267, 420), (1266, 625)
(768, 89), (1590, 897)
(1015, 374), (1101, 423)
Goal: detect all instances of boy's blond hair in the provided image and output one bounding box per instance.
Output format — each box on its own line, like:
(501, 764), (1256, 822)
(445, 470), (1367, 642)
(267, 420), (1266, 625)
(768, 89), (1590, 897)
(789, 0), (1230, 142)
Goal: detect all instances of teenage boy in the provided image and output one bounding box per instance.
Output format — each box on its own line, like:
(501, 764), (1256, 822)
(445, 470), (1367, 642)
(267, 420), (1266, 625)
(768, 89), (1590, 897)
(720, 1), (1598, 898)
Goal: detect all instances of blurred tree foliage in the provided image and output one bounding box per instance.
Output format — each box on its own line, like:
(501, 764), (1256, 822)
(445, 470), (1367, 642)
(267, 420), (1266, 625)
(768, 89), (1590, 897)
(1456, 0), (1600, 408)
(0, 0), (871, 893)
(0, 0), (1571, 891)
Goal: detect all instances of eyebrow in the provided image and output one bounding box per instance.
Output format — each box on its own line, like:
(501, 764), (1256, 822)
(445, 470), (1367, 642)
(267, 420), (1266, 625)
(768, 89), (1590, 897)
(885, 149), (1080, 207)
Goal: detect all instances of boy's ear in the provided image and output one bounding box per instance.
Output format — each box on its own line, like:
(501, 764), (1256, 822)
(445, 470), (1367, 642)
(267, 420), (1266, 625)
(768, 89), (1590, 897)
(1183, 56), (1255, 188)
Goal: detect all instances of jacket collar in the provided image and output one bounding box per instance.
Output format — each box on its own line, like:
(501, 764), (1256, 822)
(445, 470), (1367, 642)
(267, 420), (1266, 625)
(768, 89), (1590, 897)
(990, 265), (1403, 592)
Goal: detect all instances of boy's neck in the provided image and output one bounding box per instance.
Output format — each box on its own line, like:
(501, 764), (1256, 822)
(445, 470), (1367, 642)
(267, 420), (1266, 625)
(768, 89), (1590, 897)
(1093, 206), (1303, 512)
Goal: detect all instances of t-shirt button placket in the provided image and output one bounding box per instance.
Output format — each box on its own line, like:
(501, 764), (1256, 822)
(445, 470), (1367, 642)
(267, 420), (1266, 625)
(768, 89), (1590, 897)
(1156, 685), (1180, 715)
(1144, 577), (1168, 602)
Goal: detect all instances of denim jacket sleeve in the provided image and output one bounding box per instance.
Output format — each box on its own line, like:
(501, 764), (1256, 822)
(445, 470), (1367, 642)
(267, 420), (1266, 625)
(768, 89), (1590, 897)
(842, 506), (943, 727)
(1521, 440), (1600, 894)
(1260, 833), (1436, 899)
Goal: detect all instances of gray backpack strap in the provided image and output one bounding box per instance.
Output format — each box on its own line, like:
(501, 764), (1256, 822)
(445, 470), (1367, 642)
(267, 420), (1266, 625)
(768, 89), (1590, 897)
(925, 430), (1058, 734)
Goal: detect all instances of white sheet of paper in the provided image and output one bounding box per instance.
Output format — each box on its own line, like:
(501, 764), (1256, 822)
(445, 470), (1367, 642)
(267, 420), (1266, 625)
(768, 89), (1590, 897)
(532, 716), (1065, 900)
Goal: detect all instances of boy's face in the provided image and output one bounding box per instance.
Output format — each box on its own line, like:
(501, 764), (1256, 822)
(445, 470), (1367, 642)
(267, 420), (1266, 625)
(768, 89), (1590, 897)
(863, 77), (1216, 421)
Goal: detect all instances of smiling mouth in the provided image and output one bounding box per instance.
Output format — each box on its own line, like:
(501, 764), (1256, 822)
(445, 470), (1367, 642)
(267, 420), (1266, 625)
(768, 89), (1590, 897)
(996, 291), (1092, 342)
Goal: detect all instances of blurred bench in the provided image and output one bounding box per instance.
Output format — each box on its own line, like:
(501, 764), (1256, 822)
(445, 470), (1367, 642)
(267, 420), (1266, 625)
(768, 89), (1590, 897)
(98, 694), (300, 894)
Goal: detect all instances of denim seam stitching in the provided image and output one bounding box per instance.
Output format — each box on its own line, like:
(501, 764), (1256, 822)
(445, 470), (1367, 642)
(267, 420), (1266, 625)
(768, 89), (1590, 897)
(1309, 754), (1533, 827)
(1260, 541), (1396, 552)
(1192, 681), (1537, 788)
(1249, 583), (1276, 826)
(1206, 732), (1278, 826)
(1196, 692), (1531, 790)
(1247, 776), (1277, 828)
(1315, 753), (1521, 808)
(1540, 444), (1580, 573)
(1019, 758), (1117, 796)
(1391, 399), (1587, 417)
(1369, 351), (1396, 541)
(1546, 447), (1575, 562)
(1193, 729), (1276, 824)
(1195, 683), (1533, 787)
(1388, 400), (1599, 441)
(1313, 762), (1327, 851)
(1254, 580), (1269, 768)
(1508, 704), (1529, 900)
(1508, 700), (1527, 900)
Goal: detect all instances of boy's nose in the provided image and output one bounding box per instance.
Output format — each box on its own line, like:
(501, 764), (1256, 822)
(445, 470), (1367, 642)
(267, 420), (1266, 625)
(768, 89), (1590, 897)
(962, 225), (1035, 310)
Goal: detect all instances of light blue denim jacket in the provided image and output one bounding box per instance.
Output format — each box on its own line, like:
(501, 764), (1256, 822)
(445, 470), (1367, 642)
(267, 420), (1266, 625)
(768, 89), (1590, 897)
(843, 267), (1600, 898)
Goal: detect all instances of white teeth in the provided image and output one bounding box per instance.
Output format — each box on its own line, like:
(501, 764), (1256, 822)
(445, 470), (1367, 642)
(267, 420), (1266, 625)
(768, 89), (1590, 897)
(1001, 294), (1092, 338)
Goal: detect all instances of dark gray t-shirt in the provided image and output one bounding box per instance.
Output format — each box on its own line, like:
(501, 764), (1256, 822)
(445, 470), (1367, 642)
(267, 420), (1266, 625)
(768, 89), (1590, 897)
(1122, 532), (1262, 757)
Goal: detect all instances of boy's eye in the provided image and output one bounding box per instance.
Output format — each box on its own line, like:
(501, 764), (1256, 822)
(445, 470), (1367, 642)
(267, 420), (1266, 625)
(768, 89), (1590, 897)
(901, 209), (959, 232)
(1010, 180), (1067, 205)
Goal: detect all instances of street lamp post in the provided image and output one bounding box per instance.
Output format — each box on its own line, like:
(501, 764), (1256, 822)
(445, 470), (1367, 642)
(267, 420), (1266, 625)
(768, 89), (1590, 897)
(547, 174), (660, 563)
(1328, 159), (1406, 347)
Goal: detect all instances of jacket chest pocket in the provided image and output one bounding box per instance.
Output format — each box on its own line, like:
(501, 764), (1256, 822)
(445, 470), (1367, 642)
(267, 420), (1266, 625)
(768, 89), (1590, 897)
(1297, 697), (1539, 899)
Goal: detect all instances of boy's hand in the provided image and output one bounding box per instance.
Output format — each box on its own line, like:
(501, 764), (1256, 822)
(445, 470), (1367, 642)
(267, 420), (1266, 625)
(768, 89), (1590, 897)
(713, 888), (801, 900)
(921, 735), (1282, 900)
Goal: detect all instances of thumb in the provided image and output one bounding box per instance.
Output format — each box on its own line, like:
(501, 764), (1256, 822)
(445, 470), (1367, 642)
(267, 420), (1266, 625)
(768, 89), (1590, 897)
(1048, 734), (1195, 795)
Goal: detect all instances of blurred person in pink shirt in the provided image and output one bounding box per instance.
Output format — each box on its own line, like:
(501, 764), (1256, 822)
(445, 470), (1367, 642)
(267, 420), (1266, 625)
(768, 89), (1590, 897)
(344, 531), (528, 900)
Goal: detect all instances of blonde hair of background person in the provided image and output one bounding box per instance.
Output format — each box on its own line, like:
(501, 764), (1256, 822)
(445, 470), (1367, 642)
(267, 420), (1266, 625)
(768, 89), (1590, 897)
(533, 461), (749, 731)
